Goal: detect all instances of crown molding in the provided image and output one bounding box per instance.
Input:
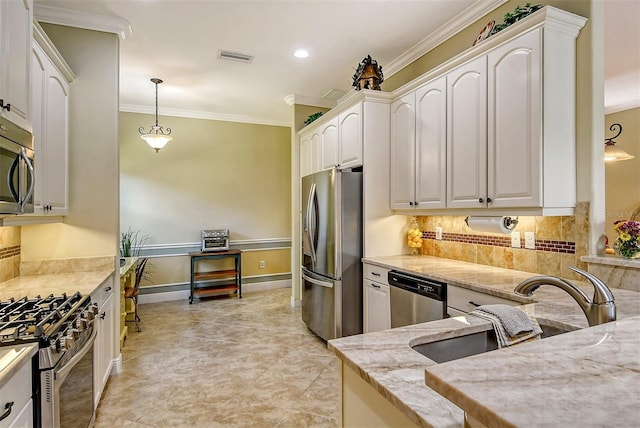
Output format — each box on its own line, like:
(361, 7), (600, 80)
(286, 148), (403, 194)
(384, 0), (508, 77)
(605, 99), (640, 115)
(283, 94), (336, 109)
(120, 104), (290, 127)
(33, 20), (76, 82)
(34, 4), (132, 39)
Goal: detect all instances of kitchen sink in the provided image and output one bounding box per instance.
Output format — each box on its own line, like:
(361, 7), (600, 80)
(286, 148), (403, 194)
(412, 323), (572, 363)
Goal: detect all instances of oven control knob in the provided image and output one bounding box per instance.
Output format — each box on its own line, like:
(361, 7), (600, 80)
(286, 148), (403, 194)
(75, 318), (87, 331)
(62, 336), (73, 350)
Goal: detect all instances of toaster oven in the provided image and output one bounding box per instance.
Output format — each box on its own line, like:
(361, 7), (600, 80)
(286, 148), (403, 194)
(201, 229), (230, 252)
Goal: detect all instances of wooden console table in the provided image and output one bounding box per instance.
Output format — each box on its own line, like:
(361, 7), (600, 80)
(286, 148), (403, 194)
(189, 250), (242, 303)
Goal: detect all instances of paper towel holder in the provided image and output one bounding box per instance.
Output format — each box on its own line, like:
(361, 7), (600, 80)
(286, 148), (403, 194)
(464, 216), (519, 231)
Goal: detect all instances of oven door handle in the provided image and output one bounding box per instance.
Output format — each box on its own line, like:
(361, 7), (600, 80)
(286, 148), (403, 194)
(54, 326), (98, 386)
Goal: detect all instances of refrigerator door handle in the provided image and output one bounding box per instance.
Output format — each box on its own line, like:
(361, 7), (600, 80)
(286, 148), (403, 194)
(302, 272), (334, 288)
(307, 182), (318, 263)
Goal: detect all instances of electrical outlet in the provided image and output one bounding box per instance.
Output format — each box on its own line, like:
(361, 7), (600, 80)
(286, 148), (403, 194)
(435, 227), (443, 240)
(259, 260), (265, 269)
(511, 231), (521, 248)
(524, 232), (536, 249)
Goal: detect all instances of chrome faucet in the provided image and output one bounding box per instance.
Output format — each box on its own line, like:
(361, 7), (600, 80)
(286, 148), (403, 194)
(514, 267), (616, 327)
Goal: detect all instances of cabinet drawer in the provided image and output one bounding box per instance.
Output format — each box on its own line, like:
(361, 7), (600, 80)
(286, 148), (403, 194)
(363, 264), (390, 282)
(447, 284), (520, 313)
(92, 279), (115, 308)
(0, 360), (32, 428)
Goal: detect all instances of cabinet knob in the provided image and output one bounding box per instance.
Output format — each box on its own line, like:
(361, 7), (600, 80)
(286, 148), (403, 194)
(0, 100), (10, 112)
(100, 312), (106, 320)
(372, 272), (381, 277)
(478, 198), (484, 203)
(0, 401), (14, 422)
(409, 201), (414, 206)
(105, 286), (112, 292)
(468, 301), (481, 307)
(487, 197), (492, 203)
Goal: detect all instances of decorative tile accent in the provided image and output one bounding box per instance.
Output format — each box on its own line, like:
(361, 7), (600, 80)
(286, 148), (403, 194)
(423, 232), (575, 254)
(0, 245), (20, 259)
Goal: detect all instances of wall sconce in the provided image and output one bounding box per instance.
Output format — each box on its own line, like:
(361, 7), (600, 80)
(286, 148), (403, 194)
(139, 78), (172, 153)
(604, 123), (634, 162)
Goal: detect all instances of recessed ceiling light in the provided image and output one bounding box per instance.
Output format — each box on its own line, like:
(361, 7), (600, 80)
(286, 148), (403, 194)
(294, 49), (309, 59)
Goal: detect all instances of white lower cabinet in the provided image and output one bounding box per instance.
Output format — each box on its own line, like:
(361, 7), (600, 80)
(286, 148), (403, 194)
(92, 279), (114, 408)
(447, 284), (520, 315)
(363, 264), (390, 333)
(0, 355), (33, 428)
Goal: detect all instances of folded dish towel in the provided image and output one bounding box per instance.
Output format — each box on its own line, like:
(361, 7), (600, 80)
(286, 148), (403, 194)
(470, 304), (543, 348)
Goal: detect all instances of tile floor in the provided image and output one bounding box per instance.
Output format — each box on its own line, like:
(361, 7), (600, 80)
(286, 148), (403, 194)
(94, 288), (340, 427)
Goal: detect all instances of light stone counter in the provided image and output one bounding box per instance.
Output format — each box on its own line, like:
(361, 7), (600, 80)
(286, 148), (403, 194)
(425, 315), (640, 427)
(0, 343), (38, 389)
(0, 269), (115, 301)
(328, 255), (640, 427)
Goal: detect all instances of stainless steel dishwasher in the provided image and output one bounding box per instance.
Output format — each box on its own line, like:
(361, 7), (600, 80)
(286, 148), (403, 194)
(388, 270), (447, 328)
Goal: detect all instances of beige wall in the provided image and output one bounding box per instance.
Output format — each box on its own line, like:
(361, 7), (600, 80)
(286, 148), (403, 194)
(120, 112), (291, 287)
(605, 107), (640, 242)
(21, 25), (120, 261)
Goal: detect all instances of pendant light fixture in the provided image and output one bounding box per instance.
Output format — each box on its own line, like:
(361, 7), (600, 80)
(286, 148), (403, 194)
(139, 78), (172, 153)
(604, 123), (634, 162)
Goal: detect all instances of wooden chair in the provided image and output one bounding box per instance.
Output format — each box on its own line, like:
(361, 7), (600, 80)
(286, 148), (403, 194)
(125, 257), (148, 332)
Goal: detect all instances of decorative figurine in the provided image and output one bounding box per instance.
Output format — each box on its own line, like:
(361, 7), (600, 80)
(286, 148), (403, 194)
(352, 55), (384, 91)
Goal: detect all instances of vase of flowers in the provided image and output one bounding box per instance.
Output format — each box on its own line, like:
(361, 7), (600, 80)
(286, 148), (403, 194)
(612, 220), (640, 259)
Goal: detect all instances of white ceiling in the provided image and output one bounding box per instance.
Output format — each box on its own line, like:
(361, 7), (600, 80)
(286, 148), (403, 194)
(34, 0), (639, 125)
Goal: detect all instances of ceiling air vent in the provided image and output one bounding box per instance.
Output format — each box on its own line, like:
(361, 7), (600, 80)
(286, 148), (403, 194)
(219, 50), (253, 63)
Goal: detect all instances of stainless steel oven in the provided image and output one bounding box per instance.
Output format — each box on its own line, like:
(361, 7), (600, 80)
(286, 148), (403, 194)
(40, 325), (96, 428)
(201, 229), (230, 252)
(0, 116), (34, 214)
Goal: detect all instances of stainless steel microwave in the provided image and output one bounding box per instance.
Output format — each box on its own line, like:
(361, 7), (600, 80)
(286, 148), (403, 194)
(0, 116), (34, 214)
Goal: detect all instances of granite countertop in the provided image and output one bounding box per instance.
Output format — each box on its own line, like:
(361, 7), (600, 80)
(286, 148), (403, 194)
(0, 344), (38, 389)
(426, 315), (640, 427)
(328, 255), (640, 427)
(0, 269), (115, 301)
(120, 256), (138, 277)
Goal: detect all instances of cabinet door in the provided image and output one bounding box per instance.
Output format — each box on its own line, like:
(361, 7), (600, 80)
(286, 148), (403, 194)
(415, 75), (447, 209)
(363, 280), (390, 333)
(30, 42), (70, 215)
(300, 134), (311, 177)
(311, 132), (321, 174)
(447, 56), (487, 209)
(488, 29), (542, 208)
(338, 103), (362, 169)
(94, 292), (114, 407)
(43, 71), (70, 213)
(320, 118), (339, 170)
(389, 93), (416, 209)
(0, 0), (32, 131)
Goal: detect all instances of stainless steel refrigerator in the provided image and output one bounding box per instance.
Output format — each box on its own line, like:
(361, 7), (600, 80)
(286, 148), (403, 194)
(301, 168), (363, 341)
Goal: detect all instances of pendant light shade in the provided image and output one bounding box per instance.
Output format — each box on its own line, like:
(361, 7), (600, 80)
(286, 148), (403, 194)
(139, 78), (172, 153)
(604, 123), (634, 162)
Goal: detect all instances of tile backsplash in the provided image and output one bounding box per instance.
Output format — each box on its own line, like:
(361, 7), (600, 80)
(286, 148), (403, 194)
(0, 226), (20, 282)
(416, 202), (589, 280)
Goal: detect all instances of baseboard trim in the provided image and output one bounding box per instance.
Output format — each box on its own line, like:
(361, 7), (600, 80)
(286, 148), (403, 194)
(138, 279), (292, 304)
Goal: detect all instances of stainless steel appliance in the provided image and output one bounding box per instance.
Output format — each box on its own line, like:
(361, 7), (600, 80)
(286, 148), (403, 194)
(388, 270), (447, 328)
(201, 229), (230, 252)
(0, 116), (35, 214)
(301, 168), (362, 340)
(0, 292), (98, 427)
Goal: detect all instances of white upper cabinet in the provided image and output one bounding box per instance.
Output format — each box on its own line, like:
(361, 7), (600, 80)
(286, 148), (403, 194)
(390, 75), (449, 210)
(31, 25), (74, 216)
(320, 117), (339, 170)
(338, 103), (362, 169)
(0, 0), (33, 131)
(390, 6), (586, 215)
(415, 75), (447, 208)
(300, 100), (364, 176)
(390, 92), (416, 209)
(447, 56), (487, 209)
(487, 28), (542, 208)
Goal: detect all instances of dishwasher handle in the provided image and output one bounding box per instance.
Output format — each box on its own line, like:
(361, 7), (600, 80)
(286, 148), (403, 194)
(388, 270), (447, 302)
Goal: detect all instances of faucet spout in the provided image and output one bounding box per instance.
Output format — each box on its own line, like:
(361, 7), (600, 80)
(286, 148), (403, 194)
(514, 267), (616, 327)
